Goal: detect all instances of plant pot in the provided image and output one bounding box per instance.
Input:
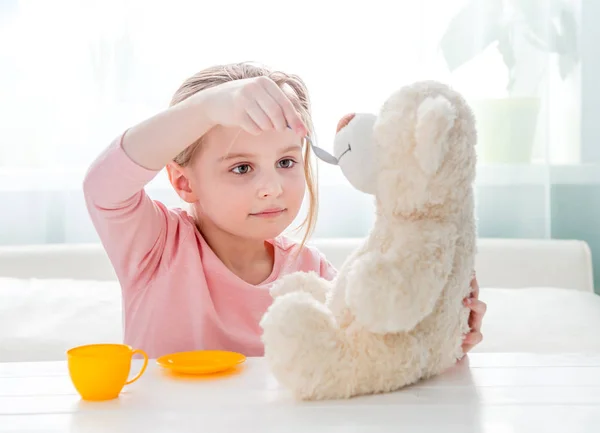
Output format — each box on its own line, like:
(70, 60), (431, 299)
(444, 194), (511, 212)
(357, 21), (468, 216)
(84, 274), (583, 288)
(470, 97), (541, 164)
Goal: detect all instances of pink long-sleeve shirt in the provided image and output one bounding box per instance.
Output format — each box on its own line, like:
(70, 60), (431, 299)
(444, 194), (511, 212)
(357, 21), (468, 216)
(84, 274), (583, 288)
(83, 132), (337, 359)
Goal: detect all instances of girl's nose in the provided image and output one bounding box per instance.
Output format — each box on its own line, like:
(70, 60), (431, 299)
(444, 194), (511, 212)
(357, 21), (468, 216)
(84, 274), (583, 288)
(258, 177), (283, 198)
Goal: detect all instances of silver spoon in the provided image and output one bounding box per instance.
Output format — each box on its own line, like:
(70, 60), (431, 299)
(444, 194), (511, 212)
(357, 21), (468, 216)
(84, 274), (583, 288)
(288, 125), (338, 165)
(305, 134), (339, 165)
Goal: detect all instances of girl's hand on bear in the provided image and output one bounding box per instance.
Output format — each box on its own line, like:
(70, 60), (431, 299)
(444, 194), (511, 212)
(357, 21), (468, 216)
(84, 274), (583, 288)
(462, 273), (486, 353)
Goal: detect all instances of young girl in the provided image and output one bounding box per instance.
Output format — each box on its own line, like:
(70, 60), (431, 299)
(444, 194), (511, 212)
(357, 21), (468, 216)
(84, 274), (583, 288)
(83, 62), (486, 359)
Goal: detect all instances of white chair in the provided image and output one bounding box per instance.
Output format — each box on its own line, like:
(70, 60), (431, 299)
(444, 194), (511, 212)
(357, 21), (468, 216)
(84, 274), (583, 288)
(0, 238), (599, 362)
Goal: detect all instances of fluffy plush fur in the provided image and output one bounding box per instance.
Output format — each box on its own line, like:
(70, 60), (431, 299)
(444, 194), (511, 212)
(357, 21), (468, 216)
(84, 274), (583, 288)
(260, 80), (477, 400)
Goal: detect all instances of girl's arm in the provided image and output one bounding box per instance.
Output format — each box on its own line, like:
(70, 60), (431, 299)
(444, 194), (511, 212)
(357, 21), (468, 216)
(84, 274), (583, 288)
(119, 94), (214, 171)
(123, 75), (307, 170)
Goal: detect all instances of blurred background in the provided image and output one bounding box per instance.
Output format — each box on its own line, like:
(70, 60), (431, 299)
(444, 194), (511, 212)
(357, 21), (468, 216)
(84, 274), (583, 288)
(1, 0), (598, 283)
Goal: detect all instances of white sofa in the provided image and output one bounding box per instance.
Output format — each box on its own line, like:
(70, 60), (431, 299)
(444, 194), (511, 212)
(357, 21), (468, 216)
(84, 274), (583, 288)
(1, 238), (599, 362)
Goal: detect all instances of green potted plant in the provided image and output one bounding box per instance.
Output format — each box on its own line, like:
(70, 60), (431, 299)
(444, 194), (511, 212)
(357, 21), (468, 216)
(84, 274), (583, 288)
(439, 0), (579, 164)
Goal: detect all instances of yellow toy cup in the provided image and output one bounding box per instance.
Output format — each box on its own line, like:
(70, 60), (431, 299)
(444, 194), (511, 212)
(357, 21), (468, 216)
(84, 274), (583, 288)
(67, 343), (148, 401)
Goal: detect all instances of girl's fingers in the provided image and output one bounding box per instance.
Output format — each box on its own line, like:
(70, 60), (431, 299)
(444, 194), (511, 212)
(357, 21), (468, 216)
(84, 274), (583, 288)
(464, 331), (483, 345)
(261, 78), (306, 135)
(471, 300), (486, 332)
(255, 91), (287, 132)
(470, 299), (487, 318)
(461, 276), (485, 355)
(246, 99), (274, 132)
(462, 331), (483, 353)
(464, 298), (487, 332)
(241, 113), (262, 136)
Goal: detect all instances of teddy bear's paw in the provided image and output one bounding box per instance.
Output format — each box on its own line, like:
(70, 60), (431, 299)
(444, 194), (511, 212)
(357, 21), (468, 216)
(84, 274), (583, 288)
(261, 291), (338, 354)
(269, 271), (330, 303)
(260, 292), (352, 400)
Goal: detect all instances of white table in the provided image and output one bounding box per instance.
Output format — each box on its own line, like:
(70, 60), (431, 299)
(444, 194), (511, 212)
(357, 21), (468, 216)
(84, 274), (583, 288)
(2, 353), (600, 432)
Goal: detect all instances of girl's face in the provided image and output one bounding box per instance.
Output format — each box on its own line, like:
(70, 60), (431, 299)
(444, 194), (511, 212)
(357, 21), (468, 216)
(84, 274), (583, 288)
(185, 126), (306, 241)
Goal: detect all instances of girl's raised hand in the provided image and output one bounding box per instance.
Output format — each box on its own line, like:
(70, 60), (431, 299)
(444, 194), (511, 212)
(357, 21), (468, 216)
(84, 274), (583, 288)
(197, 76), (307, 137)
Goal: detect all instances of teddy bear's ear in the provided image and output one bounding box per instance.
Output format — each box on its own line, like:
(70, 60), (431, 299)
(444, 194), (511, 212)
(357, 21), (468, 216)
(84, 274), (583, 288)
(414, 95), (456, 176)
(336, 113), (356, 133)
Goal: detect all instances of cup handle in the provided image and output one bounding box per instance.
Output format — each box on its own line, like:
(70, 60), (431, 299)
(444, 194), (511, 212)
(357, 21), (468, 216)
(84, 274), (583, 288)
(125, 349), (148, 385)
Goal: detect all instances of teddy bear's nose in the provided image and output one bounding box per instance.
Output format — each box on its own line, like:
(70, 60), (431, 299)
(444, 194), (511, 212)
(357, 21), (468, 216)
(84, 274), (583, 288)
(336, 113), (356, 133)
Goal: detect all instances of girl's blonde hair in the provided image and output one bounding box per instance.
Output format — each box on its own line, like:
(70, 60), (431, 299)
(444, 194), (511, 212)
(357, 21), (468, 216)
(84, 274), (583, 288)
(169, 62), (318, 247)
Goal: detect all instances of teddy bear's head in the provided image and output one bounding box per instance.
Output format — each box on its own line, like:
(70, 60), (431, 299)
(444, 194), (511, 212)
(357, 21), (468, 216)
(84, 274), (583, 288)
(331, 112), (378, 194)
(332, 81), (476, 219)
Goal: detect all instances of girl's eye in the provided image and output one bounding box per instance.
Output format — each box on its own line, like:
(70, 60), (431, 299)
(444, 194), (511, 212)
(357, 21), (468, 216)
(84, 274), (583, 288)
(278, 159), (296, 169)
(232, 164), (252, 175)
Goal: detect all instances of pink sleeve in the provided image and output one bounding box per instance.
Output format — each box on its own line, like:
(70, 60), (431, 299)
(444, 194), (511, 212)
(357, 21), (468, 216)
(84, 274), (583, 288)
(319, 254), (338, 281)
(82, 131), (183, 289)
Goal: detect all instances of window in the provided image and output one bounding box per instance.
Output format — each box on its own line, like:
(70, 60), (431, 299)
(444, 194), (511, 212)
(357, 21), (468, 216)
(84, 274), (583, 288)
(0, 0), (588, 245)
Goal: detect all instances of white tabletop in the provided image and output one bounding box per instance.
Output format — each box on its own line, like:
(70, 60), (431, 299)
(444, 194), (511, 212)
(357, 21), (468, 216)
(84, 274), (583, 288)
(2, 353), (600, 432)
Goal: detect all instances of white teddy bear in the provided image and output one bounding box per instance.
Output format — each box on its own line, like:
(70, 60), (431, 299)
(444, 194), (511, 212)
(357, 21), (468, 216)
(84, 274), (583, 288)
(260, 80), (477, 401)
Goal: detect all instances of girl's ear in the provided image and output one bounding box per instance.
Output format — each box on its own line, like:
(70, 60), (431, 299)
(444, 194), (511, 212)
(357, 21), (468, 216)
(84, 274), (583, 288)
(166, 162), (198, 203)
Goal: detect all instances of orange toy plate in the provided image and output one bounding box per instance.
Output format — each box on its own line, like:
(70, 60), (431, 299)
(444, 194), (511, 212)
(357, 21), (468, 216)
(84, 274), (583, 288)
(156, 350), (246, 375)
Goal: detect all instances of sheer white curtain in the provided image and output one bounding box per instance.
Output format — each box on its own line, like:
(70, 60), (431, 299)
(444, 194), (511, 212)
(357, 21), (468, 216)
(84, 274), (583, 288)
(0, 0), (583, 246)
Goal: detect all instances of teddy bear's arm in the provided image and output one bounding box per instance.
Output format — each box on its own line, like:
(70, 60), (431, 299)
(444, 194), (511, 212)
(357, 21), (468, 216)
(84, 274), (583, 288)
(345, 225), (456, 334)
